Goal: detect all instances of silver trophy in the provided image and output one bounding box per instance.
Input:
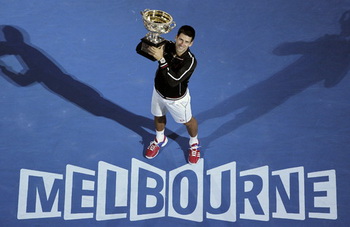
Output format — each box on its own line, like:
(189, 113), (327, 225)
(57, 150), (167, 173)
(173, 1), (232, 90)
(137, 9), (176, 61)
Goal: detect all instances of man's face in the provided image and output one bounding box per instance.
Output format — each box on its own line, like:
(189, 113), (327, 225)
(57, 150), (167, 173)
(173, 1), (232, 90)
(175, 33), (193, 56)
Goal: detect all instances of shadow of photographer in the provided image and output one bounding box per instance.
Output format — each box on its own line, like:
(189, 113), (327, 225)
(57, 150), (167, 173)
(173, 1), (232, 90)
(195, 10), (350, 149)
(0, 25), (187, 155)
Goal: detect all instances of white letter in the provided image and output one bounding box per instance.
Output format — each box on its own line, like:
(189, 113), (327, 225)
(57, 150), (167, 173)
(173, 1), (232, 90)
(168, 159), (204, 222)
(272, 167), (305, 220)
(96, 161), (128, 221)
(206, 162), (236, 222)
(240, 166), (269, 221)
(308, 170), (337, 220)
(17, 169), (63, 219)
(130, 159), (166, 221)
(64, 165), (95, 220)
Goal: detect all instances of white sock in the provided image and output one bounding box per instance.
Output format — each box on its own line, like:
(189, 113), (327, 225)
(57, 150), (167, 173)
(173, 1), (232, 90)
(189, 135), (199, 146)
(156, 129), (165, 142)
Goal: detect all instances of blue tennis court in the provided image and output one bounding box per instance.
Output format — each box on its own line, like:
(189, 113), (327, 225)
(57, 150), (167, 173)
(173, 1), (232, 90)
(1, 0), (349, 226)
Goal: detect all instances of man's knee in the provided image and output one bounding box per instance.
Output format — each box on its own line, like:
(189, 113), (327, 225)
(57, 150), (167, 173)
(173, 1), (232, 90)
(184, 117), (196, 126)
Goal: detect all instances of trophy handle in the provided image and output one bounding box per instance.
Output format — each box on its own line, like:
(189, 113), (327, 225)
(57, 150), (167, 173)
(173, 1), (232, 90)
(170, 21), (176, 30)
(140, 9), (150, 15)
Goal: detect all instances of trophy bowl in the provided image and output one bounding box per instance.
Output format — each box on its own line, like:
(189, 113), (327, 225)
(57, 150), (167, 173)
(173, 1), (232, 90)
(137, 9), (176, 61)
(141, 9), (176, 45)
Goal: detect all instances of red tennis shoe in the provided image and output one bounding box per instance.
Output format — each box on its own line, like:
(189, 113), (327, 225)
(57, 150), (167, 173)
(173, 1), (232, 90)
(188, 143), (200, 164)
(145, 136), (168, 159)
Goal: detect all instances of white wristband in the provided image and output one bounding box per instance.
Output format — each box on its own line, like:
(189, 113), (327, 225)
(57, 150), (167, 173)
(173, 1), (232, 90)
(159, 58), (166, 64)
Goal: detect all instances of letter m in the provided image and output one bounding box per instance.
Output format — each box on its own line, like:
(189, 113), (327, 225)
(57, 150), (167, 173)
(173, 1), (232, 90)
(18, 169), (63, 219)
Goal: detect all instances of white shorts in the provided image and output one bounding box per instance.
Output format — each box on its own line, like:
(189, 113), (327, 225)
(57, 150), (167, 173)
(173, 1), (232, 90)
(151, 88), (192, 123)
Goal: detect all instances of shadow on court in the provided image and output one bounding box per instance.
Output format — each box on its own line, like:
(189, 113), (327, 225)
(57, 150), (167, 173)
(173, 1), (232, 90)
(195, 10), (350, 149)
(0, 25), (189, 158)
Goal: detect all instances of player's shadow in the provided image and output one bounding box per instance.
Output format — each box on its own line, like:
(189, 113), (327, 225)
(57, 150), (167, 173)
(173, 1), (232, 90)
(0, 25), (188, 155)
(195, 10), (350, 149)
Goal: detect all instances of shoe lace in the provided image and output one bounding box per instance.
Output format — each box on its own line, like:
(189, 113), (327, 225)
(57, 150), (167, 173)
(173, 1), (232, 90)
(190, 143), (200, 149)
(148, 141), (159, 151)
(189, 144), (200, 157)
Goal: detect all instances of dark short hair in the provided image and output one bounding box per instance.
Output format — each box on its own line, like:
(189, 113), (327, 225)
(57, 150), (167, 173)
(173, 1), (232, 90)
(177, 25), (195, 41)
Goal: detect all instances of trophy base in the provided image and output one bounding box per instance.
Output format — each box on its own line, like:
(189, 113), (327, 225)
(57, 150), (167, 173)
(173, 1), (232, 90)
(136, 38), (167, 61)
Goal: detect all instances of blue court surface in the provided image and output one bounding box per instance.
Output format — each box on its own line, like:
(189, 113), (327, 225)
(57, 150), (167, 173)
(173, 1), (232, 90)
(1, 0), (350, 226)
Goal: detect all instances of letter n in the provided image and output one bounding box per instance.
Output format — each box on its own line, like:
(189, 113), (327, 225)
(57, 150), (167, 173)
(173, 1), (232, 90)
(272, 167), (305, 220)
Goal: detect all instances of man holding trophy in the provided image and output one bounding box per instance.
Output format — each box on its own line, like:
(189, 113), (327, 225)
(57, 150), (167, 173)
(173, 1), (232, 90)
(136, 9), (200, 164)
